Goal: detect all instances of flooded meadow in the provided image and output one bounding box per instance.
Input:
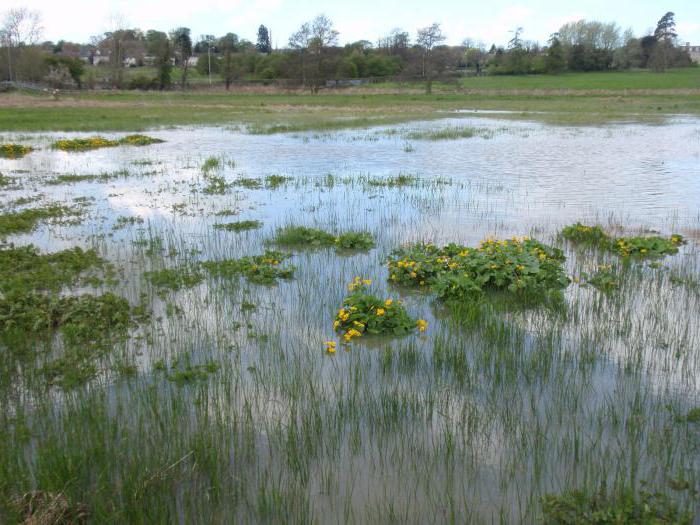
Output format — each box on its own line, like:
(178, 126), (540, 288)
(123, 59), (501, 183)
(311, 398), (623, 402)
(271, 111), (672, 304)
(1, 116), (699, 523)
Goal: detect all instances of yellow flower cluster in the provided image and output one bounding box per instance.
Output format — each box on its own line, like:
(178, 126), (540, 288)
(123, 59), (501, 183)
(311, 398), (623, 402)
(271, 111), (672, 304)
(348, 276), (372, 291)
(0, 144), (33, 159)
(324, 341), (337, 354)
(416, 319), (428, 332)
(54, 136), (119, 151)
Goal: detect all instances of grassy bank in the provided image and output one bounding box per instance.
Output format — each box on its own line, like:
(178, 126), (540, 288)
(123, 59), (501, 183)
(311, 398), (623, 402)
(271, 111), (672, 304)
(1, 69), (700, 132)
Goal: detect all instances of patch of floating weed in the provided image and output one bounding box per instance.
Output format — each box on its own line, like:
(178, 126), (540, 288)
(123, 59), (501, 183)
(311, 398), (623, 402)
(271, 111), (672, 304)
(158, 355), (219, 385)
(112, 216), (144, 230)
(0, 173), (15, 188)
(234, 177), (263, 189)
(560, 223), (609, 246)
(213, 208), (239, 217)
(145, 266), (204, 292)
(403, 126), (492, 141)
(541, 487), (692, 524)
(53, 136), (119, 151)
(265, 175), (292, 189)
(202, 174), (230, 195)
(0, 205), (83, 237)
(0, 144), (33, 159)
(118, 134), (164, 146)
(388, 237), (569, 301)
(330, 277), (426, 346)
(274, 226), (336, 247)
(274, 226), (375, 252)
(580, 264), (619, 292)
(213, 220), (262, 232)
(675, 407), (700, 424)
(46, 169), (131, 185)
(201, 156), (221, 173)
(367, 175), (416, 187)
(0, 244), (104, 293)
(561, 223), (686, 258)
(335, 232), (375, 251)
(202, 250), (294, 285)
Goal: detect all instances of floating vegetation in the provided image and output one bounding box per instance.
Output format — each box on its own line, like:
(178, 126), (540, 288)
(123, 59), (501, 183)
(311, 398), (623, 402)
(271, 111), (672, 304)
(367, 174), (416, 187)
(202, 250), (294, 285)
(332, 277), (426, 345)
(0, 144), (33, 159)
(265, 175), (292, 189)
(118, 134), (164, 146)
(402, 126), (493, 141)
(0, 205), (83, 237)
(213, 208), (239, 217)
(157, 355), (219, 385)
(541, 487), (693, 524)
(201, 156), (221, 173)
(580, 265), (619, 292)
(202, 174), (230, 194)
(145, 266), (204, 292)
(112, 216), (145, 230)
(53, 136), (119, 151)
(234, 177), (263, 189)
(0, 245), (104, 293)
(213, 220), (262, 232)
(388, 237), (569, 301)
(274, 226), (375, 252)
(334, 231), (375, 251)
(561, 223), (686, 258)
(46, 169), (130, 185)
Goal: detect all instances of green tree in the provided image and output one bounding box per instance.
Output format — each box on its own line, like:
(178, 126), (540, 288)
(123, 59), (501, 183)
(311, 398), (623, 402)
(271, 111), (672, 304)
(416, 22), (446, 93)
(256, 25), (272, 54)
(545, 34), (565, 73)
(170, 27), (192, 87)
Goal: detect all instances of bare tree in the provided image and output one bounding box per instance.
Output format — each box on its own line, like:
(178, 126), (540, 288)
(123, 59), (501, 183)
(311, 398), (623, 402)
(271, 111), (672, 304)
(1, 7), (42, 81)
(289, 22), (311, 85)
(416, 23), (446, 93)
(290, 15), (338, 92)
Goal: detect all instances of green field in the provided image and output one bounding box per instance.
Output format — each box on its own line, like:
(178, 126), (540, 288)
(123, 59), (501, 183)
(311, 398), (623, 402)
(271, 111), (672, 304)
(2, 70), (700, 132)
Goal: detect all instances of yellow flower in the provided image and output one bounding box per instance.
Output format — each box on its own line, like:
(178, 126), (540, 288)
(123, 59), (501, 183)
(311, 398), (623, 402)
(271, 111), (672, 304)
(376, 308), (385, 316)
(352, 320), (365, 328)
(416, 319), (428, 332)
(384, 299), (393, 307)
(362, 279), (372, 286)
(325, 341), (337, 354)
(410, 271), (417, 278)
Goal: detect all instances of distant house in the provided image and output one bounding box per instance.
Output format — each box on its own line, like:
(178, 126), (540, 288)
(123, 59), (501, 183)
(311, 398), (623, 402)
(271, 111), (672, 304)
(685, 43), (700, 64)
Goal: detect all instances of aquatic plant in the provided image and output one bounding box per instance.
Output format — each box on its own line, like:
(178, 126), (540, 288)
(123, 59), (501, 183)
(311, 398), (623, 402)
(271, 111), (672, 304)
(202, 250), (294, 285)
(118, 134), (164, 146)
(0, 205), (83, 237)
(333, 278), (426, 344)
(388, 237), (569, 300)
(561, 223), (686, 258)
(334, 232), (375, 251)
(0, 144), (33, 159)
(53, 137), (119, 151)
(213, 220), (262, 232)
(274, 226), (375, 252)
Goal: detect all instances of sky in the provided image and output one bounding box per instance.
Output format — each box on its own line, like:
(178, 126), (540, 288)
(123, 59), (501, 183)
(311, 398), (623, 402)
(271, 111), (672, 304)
(8, 0), (700, 47)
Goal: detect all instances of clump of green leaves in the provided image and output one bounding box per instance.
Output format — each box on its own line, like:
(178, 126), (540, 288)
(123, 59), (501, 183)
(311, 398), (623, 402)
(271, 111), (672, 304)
(335, 231), (375, 251)
(213, 220), (262, 232)
(0, 244), (104, 293)
(155, 355), (219, 385)
(388, 237), (569, 301)
(201, 156), (221, 173)
(203, 250), (294, 285)
(274, 226), (375, 252)
(541, 487), (692, 524)
(145, 266), (204, 291)
(333, 278), (426, 344)
(119, 134), (164, 146)
(265, 175), (291, 189)
(274, 226), (337, 247)
(234, 177), (263, 189)
(676, 407), (700, 424)
(46, 170), (130, 185)
(53, 136), (120, 151)
(561, 223), (686, 259)
(560, 223), (609, 245)
(368, 175), (416, 187)
(0, 143), (33, 159)
(202, 174), (230, 195)
(0, 205), (83, 237)
(581, 265), (619, 292)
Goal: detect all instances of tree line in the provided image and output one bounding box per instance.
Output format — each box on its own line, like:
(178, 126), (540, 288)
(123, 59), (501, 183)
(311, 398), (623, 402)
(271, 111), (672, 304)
(0, 9), (695, 92)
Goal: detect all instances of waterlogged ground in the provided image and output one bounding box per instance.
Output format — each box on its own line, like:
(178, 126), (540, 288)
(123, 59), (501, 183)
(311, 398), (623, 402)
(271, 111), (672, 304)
(1, 117), (700, 523)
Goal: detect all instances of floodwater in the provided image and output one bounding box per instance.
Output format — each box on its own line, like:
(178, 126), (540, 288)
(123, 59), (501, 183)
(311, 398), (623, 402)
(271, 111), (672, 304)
(1, 116), (699, 523)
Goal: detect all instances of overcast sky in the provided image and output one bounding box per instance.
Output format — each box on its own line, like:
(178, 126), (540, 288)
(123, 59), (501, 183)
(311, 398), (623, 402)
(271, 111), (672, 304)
(8, 0), (700, 47)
